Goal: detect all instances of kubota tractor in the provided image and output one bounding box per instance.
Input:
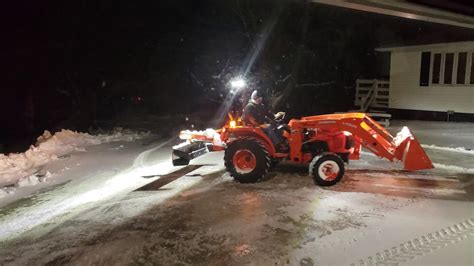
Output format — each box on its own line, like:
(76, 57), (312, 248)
(172, 113), (433, 186)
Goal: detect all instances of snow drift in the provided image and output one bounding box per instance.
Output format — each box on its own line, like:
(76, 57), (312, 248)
(0, 129), (148, 188)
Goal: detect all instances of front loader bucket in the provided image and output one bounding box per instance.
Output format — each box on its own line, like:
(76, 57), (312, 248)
(394, 127), (433, 171)
(172, 141), (209, 166)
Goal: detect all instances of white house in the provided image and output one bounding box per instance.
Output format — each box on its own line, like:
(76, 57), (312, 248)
(375, 41), (474, 118)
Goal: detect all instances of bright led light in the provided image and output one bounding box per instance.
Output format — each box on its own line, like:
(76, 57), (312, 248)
(229, 120), (236, 128)
(230, 77), (246, 90)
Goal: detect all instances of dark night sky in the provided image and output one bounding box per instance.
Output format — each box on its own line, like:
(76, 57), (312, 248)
(2, 0), (474, 151)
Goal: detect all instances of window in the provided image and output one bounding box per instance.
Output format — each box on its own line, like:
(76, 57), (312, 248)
(456, 52), (467, 84)
(471, 53), (474, 84)
(427, 51), (474, 86)
(432, 53), (441, 84)
(419, 52), (431, 86)
(444, 53), (454, 84)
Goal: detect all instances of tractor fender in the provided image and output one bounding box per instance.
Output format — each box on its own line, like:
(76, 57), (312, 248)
(223, 128), (276, 156)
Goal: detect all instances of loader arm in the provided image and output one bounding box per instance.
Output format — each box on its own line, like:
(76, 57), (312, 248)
(289, 113), (433, 171)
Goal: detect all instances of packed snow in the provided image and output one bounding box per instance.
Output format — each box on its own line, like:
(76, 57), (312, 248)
(0, 128), (149, 189)
(0, 119), (472, 265)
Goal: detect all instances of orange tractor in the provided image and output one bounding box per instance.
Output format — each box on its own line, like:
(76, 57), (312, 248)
(172, 113), (433, 186)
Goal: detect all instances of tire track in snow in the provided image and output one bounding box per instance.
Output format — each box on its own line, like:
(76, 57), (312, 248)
(0, 138), (175, 241)
(350, 218), (474, 266)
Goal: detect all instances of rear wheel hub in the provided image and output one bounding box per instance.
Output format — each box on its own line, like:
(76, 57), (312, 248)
(233, 149), (257, 174)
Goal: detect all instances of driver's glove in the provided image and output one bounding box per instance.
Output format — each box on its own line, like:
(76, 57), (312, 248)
(274, 111), (286, 120)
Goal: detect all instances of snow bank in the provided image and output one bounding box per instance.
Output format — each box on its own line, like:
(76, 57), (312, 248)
(0, 129), (149, 189)
(432, 163), (474, 174)
(422, 144), (474, 155)
(96, 127), (149, 143)
(389, 120), (474, 149)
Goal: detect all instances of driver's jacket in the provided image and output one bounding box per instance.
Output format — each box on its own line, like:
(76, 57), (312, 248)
(242, 101), (274, 126)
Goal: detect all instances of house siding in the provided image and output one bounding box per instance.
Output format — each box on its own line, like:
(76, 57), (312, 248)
(389, 49), (474, 114)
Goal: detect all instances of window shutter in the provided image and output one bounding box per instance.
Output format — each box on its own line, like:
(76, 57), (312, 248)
(432, 53), (442, 84)
(419, 52), (431, 86)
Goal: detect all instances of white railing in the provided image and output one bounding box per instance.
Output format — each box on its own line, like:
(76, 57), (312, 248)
(355, 79), (389, 112)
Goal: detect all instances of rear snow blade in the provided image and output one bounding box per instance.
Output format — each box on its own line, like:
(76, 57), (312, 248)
(172, 141), (209, 166)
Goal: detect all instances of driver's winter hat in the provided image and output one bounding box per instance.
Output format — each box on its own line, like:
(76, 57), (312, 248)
(251, 90), (263, 100)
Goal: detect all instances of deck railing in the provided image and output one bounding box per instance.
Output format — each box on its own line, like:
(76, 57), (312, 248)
(355, 79), (389, 112)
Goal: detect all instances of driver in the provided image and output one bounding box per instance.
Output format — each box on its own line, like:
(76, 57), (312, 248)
(242, 90), (288, 152)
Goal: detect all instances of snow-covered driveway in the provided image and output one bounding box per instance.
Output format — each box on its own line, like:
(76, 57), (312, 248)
(0, 121), (473, 265)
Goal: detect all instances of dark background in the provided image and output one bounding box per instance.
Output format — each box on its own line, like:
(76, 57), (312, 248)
(2, 0), (474, 152)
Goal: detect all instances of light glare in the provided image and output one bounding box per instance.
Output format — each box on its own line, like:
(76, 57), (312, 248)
(230, 78), (246, 89)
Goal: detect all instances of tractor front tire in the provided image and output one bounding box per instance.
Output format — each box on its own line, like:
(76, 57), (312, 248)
(310, 153), (345, 186)
(224, 137), (271, 183)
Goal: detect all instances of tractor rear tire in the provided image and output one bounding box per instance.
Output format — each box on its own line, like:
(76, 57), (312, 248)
(310, 152), (345, 186)
(224, 137), (271, 183)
